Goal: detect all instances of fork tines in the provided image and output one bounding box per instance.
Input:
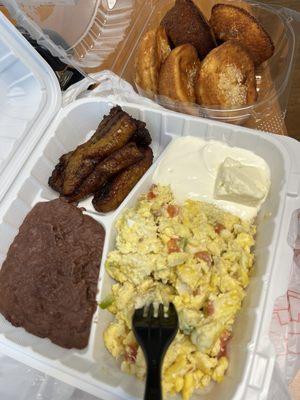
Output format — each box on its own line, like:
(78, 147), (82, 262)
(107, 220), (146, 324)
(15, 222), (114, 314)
(132, 303), (179, 399)
(133, 303), (178, 327)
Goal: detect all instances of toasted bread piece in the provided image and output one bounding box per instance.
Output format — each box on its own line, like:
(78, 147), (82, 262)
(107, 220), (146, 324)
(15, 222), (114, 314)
(196, 41), (257, 107)
(159, 44), (201, 103)
(210, 4), (274, 66)
(135, 29), (160, 94)
(156, 26), (172, 65)
(135, 27), (171, 95)
(161, 0), (217, 59)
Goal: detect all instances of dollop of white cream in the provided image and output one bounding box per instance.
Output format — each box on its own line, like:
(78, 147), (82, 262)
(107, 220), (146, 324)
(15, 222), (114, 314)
(152, 136), (271, 221)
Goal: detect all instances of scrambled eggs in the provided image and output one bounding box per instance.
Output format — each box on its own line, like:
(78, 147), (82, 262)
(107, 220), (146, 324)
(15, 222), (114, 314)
(102, 185), (256, 400)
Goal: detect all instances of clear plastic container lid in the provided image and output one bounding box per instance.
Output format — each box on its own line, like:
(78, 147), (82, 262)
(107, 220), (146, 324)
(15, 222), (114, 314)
(3, 0), (300, 132)
(0, 10), (60, 202)
(3, 0), (146, 70)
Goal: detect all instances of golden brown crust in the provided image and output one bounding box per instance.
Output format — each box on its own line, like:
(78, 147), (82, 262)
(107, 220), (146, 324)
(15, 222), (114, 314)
(134, 27), (171, 95)
(161, 0), (217, 59)
(210, 3), (274, 66)
(196, 41), (257, 107)
(159, 44), (201, 103)
(134, 29), (160, 95)
(93, 147), (153, 213)
(156, 26), (172, 65)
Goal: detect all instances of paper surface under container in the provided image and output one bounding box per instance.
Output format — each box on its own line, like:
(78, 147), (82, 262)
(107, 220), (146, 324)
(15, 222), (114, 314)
(0, 10), (300, 400)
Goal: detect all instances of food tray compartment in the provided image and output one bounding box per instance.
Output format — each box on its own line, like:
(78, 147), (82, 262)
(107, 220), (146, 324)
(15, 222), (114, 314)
(0, 99), (168, 390)
(95, 106), (290, 400)
(0, 99), (291, 400)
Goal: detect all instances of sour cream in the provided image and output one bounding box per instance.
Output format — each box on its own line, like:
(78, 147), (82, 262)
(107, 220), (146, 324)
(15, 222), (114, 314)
(152, 136), (271, 221)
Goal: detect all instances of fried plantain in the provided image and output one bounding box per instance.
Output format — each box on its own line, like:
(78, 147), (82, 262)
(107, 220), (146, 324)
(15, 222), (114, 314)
(159, 44), (201, 103)
(132, 119), (152, 148)
(62, 107), (137, 196)
(48, 151), (73, 194)
(65, 143), (144, 203)
(93, 147), (153, 213)
(48, 106), (152, 198)
(196, 41), (257, 107)
(210, 4), (274, 66)
(161, 0), (217, 59)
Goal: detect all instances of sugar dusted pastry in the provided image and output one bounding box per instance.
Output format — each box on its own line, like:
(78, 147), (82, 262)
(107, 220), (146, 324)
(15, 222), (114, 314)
(196, 41), (257, 107)
(159, 44), (201, 103)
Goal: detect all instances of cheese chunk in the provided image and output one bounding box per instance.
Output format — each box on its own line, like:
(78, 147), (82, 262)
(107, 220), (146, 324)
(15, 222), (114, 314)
(215, 158), (270, 207)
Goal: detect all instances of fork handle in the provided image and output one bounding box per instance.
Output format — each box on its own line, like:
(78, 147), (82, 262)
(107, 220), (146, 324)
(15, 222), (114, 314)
(145, 360), (163, 400)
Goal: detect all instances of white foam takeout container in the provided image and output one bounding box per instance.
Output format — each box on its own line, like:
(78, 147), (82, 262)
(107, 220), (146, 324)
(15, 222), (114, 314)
(0, 12), (300, 400)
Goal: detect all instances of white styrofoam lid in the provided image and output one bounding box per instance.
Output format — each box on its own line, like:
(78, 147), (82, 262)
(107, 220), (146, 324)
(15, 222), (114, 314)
(0, 12), (61, 202)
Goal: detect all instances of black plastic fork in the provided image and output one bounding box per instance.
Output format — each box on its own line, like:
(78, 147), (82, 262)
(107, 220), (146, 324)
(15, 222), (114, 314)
(132, 303), (179, 400)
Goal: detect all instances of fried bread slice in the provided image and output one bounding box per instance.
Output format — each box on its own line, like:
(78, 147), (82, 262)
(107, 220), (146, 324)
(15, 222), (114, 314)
(156, 25), (172, 65)
(135, 27), (171, 95)
(135, 29), (160, 94)
(196, 41), (257, 107)
(210, 3), (274, 66)
(161, 0), (217, 59)
(159, 44), (201, 103)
